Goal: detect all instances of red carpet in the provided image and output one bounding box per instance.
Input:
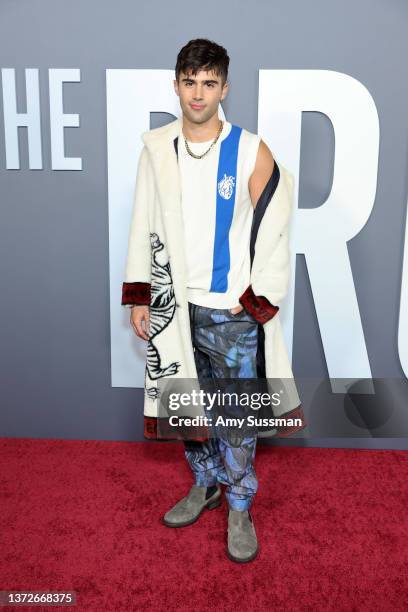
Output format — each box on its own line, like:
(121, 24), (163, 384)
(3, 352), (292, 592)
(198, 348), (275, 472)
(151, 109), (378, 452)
(1, 438), (408, 611)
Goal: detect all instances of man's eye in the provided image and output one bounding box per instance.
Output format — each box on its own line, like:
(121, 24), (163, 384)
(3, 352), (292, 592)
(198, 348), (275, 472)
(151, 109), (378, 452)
(206, 83), (214, 88)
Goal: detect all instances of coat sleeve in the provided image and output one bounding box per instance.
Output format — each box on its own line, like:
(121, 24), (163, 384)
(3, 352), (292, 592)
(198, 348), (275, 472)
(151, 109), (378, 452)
(239, 165), (294, 324)
(121, 145), (153, 308)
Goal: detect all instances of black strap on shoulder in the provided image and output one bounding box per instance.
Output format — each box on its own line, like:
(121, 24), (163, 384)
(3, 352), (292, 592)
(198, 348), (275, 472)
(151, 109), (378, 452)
(249, 161), (280, 267)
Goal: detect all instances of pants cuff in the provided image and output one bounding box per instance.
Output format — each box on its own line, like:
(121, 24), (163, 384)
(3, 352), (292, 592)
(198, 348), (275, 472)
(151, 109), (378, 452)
(194, 476), (218, 487)
(227, 499), (252, 511)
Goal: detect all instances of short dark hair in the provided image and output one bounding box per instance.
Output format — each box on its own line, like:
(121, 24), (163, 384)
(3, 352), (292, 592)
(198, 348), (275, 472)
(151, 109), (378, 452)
(175, 38), (229, 86)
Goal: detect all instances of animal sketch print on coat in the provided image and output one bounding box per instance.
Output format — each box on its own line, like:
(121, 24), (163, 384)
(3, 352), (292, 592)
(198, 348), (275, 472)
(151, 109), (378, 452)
(145, 232), (180, 398)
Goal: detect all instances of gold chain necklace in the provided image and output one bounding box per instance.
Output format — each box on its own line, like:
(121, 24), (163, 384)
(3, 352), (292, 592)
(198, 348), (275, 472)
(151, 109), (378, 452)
(183, 120), (224, 159)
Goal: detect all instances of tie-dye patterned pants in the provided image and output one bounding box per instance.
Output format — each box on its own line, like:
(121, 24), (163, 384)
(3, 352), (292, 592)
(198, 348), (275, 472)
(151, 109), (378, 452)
(184, 301), (259, 511)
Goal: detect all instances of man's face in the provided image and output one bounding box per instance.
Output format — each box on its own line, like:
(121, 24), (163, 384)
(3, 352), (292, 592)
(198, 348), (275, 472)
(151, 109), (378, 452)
(173, 68), (228, 124)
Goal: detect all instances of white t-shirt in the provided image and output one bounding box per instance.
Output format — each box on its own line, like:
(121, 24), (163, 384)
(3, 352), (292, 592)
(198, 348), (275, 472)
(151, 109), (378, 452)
(178, 119), (261, 309)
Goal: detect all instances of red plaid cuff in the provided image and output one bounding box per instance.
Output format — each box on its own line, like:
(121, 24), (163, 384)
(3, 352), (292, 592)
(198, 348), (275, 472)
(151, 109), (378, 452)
(121, 282), (151, 306)
(239, 284), (279, 324)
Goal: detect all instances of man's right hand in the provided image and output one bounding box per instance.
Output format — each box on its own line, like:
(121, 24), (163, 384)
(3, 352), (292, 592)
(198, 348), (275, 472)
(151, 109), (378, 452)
(130, 305), (150, 341)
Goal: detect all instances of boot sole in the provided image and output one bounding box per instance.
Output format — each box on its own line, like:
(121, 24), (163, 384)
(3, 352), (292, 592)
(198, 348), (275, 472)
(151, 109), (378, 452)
(226, 545), (259, 563)
(162, 495), (222, 528)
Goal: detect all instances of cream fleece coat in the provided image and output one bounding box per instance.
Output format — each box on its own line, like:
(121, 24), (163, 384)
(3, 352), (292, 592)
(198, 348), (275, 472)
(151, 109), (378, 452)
(122, 117), (304, 439)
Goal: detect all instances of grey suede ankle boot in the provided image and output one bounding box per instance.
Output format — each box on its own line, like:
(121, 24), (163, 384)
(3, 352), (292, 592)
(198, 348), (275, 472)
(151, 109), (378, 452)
(227, 509), (259, 563)
(162, 484), (222, 527)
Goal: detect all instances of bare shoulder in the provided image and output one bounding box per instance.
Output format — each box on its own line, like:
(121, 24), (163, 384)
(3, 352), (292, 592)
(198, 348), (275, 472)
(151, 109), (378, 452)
(248, 139), (275, 209)
(254, 139), (275, 173)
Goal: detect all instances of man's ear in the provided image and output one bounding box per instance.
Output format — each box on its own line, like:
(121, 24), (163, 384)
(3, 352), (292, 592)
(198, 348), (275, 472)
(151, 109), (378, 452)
(173, 79), (179, 96)
(221, 81), (229, 101)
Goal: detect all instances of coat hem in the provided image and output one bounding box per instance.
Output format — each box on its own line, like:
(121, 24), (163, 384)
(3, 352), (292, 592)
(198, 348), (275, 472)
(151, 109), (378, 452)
(273, 405), (307, 437)
(143, 416), (210, 442)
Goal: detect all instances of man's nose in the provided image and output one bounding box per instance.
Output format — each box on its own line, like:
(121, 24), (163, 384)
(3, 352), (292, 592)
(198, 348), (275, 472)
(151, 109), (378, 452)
(193, 85), (203, 99)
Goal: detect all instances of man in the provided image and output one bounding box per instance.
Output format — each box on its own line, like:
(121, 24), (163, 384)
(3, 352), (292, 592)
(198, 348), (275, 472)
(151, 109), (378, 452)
(121, 38), (305, 563)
